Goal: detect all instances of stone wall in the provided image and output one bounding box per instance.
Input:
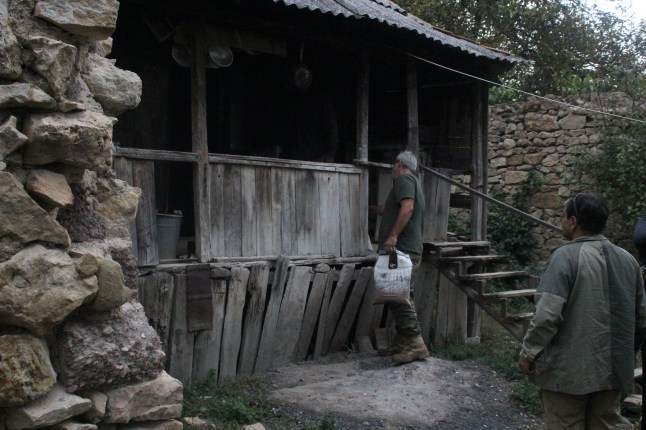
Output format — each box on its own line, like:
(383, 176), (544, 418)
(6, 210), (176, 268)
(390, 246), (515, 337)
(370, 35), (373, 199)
(488, 92), (646, 262)
(0, 1), (182, 429)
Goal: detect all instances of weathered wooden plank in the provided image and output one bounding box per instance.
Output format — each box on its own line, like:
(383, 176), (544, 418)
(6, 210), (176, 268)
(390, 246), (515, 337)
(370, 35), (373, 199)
(223, 163), (242, 257)
(209, 163), (226, 257)
(208, 153), (362, 173)
(295, 170), (320, 256)
(255, 167), (274, 256)
(295, 264), (331, 361)
(313, 267), (335, 360)
(423, 168), (451, 241)
(272, 169), (296, 256)
(137, 272), (175, 352)
(238, 263), (270, 376)
(406, 57), (419, 157)
(186, 264), (213, 332)
(114, 146), (198, 163)
(359, 167), (371, 254)
(449, 275), (468, 345)
(132, 160), (158, 266)
(322, 264), (355, 353)
(114, 157), (138, 255)
(271, 265), (313, 368)
(219, 266), (250, 384)
(374, 169), (393, 242)
(318, 171), (340, 256)
(192, 279), (227, 382)
(371, 303), (385, 333)
(329, 267), (372, 351)
(354, 275), (377, 342)
(434, 273), (453, 348)
(168, 273), (194, 385)
(339, 175), (362, 256)
(240, 166), (257, 257)
(254, 256), (289, 374)
(414, 261), (438, 347)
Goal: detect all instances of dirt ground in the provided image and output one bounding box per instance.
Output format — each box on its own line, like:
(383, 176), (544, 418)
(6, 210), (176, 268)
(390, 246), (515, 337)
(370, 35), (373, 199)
(263, 350), (544, 430)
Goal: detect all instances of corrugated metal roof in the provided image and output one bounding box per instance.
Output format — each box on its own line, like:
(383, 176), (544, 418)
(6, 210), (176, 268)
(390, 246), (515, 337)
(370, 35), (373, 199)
(274, 0), (523, 64)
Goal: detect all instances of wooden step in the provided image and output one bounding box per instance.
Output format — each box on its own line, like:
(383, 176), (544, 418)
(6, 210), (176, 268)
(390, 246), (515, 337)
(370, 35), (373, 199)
(460, 270), (529, 281)
(439, 255), (508, 263)
(506, 312), (534, 322)
(482, 289), (536, 300)
(425, 241), (490, 249)
(623, 394), (641, 413)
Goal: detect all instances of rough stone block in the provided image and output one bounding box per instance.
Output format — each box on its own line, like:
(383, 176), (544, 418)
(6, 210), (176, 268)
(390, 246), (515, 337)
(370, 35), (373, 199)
(103, 371), (182, 423)
(5, 385), (91, 430)
(23, 111), (114, 172)
(34, 0), (119, 41)
(0, 334), (57, 408)
(0, 244), (97, 335)
(0, 116), (28, 160)
(26, 169), (74, 208)
(57, 302), (165, 393)
(0, 83), (56, 110)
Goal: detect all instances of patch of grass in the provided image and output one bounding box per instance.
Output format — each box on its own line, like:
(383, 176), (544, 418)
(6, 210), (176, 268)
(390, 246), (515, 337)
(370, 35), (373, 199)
(435, 315), (542, 416)
(182, 373), (341, 430)
(182, 374), (270, 429)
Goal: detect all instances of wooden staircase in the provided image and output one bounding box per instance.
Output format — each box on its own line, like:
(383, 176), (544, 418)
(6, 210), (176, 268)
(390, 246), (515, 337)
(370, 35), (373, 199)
(425, 240), (537, 341)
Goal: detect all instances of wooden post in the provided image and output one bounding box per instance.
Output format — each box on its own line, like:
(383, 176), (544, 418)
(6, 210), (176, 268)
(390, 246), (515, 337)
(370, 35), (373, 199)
(470, 81), (488, 241)
(406, 57), (419, 158)
(191, 24), (212, 262)
(468, 81), (489, 339)
(356, 52), (371, 253)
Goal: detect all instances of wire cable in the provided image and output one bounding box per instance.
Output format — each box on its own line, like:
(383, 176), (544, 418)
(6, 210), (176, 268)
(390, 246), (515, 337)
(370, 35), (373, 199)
(403, 51), (646, 126)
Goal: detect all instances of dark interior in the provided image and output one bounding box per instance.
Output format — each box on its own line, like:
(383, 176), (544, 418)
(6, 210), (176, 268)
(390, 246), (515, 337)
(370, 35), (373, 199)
(111, 1), (478, 242)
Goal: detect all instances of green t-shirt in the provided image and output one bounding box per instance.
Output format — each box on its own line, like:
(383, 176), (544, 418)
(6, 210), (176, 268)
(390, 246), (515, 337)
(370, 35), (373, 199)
(378, 173), (425, 254)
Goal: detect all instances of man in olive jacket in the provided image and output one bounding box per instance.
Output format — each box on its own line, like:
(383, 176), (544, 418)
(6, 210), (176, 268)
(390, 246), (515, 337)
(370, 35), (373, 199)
(518, 193), (646, 429)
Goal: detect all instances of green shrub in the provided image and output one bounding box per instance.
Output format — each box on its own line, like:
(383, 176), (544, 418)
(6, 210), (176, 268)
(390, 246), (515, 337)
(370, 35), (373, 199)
(488, 171), (543, 267)
(575, 125), (646, 240)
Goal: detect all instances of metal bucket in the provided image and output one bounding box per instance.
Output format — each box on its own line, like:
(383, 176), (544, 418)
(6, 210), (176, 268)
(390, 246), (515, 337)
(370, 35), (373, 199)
(157, 213), (183, 260)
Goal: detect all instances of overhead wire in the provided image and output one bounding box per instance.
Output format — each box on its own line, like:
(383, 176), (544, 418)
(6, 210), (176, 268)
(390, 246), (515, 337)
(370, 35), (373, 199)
(403, 51), (646, 126)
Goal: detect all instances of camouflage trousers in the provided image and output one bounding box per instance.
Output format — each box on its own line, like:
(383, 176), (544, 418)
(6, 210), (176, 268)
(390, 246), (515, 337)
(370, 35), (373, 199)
(388, 252), (422, 337)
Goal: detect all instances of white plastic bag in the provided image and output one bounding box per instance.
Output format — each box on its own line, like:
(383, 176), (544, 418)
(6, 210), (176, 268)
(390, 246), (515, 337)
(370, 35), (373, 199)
(373, 250), (413, 305)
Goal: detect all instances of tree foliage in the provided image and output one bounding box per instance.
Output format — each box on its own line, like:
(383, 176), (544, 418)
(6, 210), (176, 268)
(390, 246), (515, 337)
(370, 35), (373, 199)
(399, 0), (646, 97)
(575, 124), (646, 240)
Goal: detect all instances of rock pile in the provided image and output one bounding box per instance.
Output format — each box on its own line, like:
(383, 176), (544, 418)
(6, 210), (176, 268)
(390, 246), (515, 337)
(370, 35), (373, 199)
(488, 93), (646, 261)
(0, 1), (182, 429)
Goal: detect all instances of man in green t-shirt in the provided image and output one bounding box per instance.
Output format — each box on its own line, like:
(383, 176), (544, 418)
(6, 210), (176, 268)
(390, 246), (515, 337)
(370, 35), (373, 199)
(378, 150), (430, 363)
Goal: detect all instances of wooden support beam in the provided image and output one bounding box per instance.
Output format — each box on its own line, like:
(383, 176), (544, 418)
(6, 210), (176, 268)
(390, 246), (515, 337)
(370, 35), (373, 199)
(190, 24), (212, 262)
(406, 57), (419, 158)
(356, 51), (371, 254)
(470, 81), (489, 241)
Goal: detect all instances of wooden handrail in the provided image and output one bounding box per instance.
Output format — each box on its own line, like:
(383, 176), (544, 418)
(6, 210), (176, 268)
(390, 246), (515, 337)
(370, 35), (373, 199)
(353, 159), (562, 233)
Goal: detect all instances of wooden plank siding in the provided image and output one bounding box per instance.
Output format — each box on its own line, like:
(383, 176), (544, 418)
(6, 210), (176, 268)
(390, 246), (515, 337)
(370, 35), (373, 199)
(208, 161), (365, 259)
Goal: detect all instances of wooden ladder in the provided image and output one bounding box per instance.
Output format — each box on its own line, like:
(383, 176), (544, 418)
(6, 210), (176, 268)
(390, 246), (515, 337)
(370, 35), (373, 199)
(425, 240), (537, 341)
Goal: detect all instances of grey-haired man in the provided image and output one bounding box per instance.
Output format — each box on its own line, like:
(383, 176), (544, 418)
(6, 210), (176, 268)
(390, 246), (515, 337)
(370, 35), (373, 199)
(377, 150), (430, 363)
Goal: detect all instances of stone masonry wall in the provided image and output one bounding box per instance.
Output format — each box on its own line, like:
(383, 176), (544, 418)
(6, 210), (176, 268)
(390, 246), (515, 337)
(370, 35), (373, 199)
(0, 1), (182, 429)
(488, 92), (646, 263)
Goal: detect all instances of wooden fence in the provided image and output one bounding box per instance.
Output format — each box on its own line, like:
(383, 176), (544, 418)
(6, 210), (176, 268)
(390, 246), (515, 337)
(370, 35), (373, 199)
(113, 150), (371, 266)
(137, 256), (440, 385)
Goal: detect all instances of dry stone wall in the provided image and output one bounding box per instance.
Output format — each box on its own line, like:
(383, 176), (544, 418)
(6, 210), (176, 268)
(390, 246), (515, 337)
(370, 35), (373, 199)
(488, 92), (646, 262)
(0, 1), (182, 429)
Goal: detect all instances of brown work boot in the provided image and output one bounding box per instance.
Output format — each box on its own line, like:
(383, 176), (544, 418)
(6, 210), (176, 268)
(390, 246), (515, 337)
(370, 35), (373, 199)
(378, 335), (405, 356)
(392, 335), (430, 364)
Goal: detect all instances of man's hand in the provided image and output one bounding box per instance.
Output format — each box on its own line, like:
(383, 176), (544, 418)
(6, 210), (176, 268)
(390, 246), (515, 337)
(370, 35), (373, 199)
(384, 235), (397, 253)
(518, 356), (533, 375)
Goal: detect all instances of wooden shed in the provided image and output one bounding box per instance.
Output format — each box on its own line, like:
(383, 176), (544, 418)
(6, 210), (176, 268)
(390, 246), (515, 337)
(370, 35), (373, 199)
(110, 0), (522, 384)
